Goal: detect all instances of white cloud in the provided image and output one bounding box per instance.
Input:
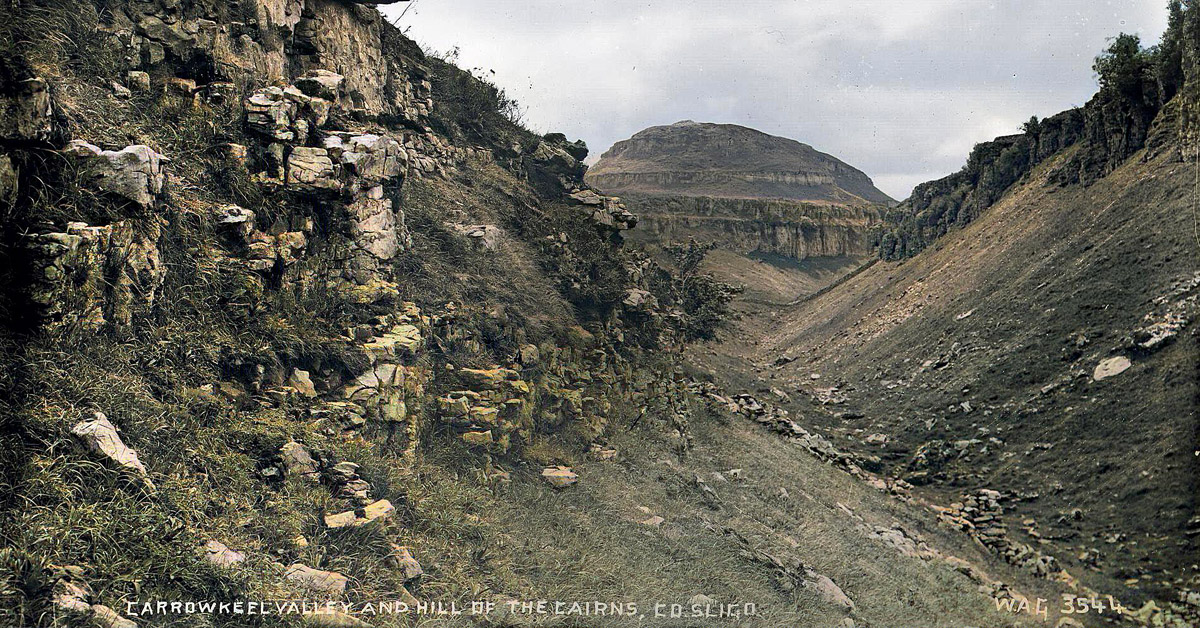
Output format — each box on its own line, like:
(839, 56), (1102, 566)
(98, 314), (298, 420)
(383, 0), (1169, 200)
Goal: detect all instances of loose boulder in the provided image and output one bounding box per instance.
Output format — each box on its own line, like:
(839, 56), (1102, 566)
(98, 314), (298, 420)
(281, 441), (321, 482)
(541, 466), (577, 488)
(285, 564), (349, 594)
(63, 141), (166, 207)
(1093, 356), (1131, 381)
(324, 499), (395, 529)
(386, 544), (424, 583)
(71, 412), (153, 488)
(803, 568), (855, 611)
(202, 540), (246, 567)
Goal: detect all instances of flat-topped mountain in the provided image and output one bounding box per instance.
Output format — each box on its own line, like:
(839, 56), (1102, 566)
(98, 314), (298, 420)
(586, 120), (893, 204)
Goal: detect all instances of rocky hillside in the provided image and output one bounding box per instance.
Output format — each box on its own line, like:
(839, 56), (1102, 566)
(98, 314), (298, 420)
(587, 121), (892, 204)
(0, 1), (1053, 628)
(685, 8), (1200, 627)
(720, 133), (1199, 628)
(0, 0), (751, 625)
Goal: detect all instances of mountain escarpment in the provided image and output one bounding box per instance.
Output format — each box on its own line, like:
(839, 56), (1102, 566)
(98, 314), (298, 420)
(587, 121), (891, 204)
(587, 122), (891, 270)
(878, 15), (1200, 260)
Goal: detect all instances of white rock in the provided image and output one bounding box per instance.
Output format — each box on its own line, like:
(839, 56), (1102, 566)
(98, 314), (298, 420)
(288, 369), (317, 397)
(286, 147), (339, 191)
(387, 544), (424, 583)
(91, 604), (138, 628)
(324, 499), (394, 529)
(804, 568), (854, 610)
(202, 540), (246, 567)
(63, 141), (165, 207)
(1093, 356), (1131, 381)
(325, 133), (405, 182)
(285, 563), (348, 594)
(71, 412), (153, 487)
(296, 69), (345, 100)
(280, 441), (320, 482)
(541, 466), (577, 488)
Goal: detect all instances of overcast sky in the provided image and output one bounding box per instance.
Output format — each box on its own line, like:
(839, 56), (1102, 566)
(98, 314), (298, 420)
(382, 1), (1169, 200)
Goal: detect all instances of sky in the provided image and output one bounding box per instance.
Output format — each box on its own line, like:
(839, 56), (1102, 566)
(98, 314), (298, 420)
(381, 0), (1170, 200)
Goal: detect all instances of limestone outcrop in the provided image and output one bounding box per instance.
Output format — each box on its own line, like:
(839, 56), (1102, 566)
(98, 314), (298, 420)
(71, 412), (154, 488)
(624, 194), (883, 260)
(62, 141), (166, 208)
(28, 220), (165, 331)
(0, 76), (53, 142)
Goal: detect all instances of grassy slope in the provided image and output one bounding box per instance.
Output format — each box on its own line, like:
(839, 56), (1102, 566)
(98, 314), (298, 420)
(457, 399), (1029, 628)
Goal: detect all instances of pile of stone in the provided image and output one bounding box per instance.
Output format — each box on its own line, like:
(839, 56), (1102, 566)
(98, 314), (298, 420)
(1127, 270), (1198, 351)
(567, 188), (637, 232)
(437, 367), (533, 453)
(212, 203), (308, 273)
(689, 380), (907, 495)
(811, 386), (848, 405)
(937, 489), (1005, 540)
(936, 489), (1060, 578)
(245, 84), (331, 145)
(741, 546), (855, 612)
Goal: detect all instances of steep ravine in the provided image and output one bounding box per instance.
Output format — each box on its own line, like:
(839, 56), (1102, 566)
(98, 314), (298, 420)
(0, 2), (1053, 628)
(0, 2), (1196, 628)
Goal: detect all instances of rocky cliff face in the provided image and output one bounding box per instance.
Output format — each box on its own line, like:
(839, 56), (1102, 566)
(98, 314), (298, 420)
(587, 120), (893, 204)
(875, 109), (1086, 260)
(0, 1), (715, 621)
(878, 12), (1200, 260)
(626, 194), (883, 260)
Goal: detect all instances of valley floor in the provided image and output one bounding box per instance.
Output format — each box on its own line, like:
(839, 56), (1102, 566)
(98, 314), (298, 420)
(426, 393), (1035, 628)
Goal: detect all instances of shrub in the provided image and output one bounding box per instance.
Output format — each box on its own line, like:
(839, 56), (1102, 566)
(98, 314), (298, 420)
(1093, 33), (1156, 101)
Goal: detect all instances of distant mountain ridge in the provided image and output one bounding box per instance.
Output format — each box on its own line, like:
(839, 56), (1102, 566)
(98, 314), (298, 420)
(586, 121), (893, 205)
